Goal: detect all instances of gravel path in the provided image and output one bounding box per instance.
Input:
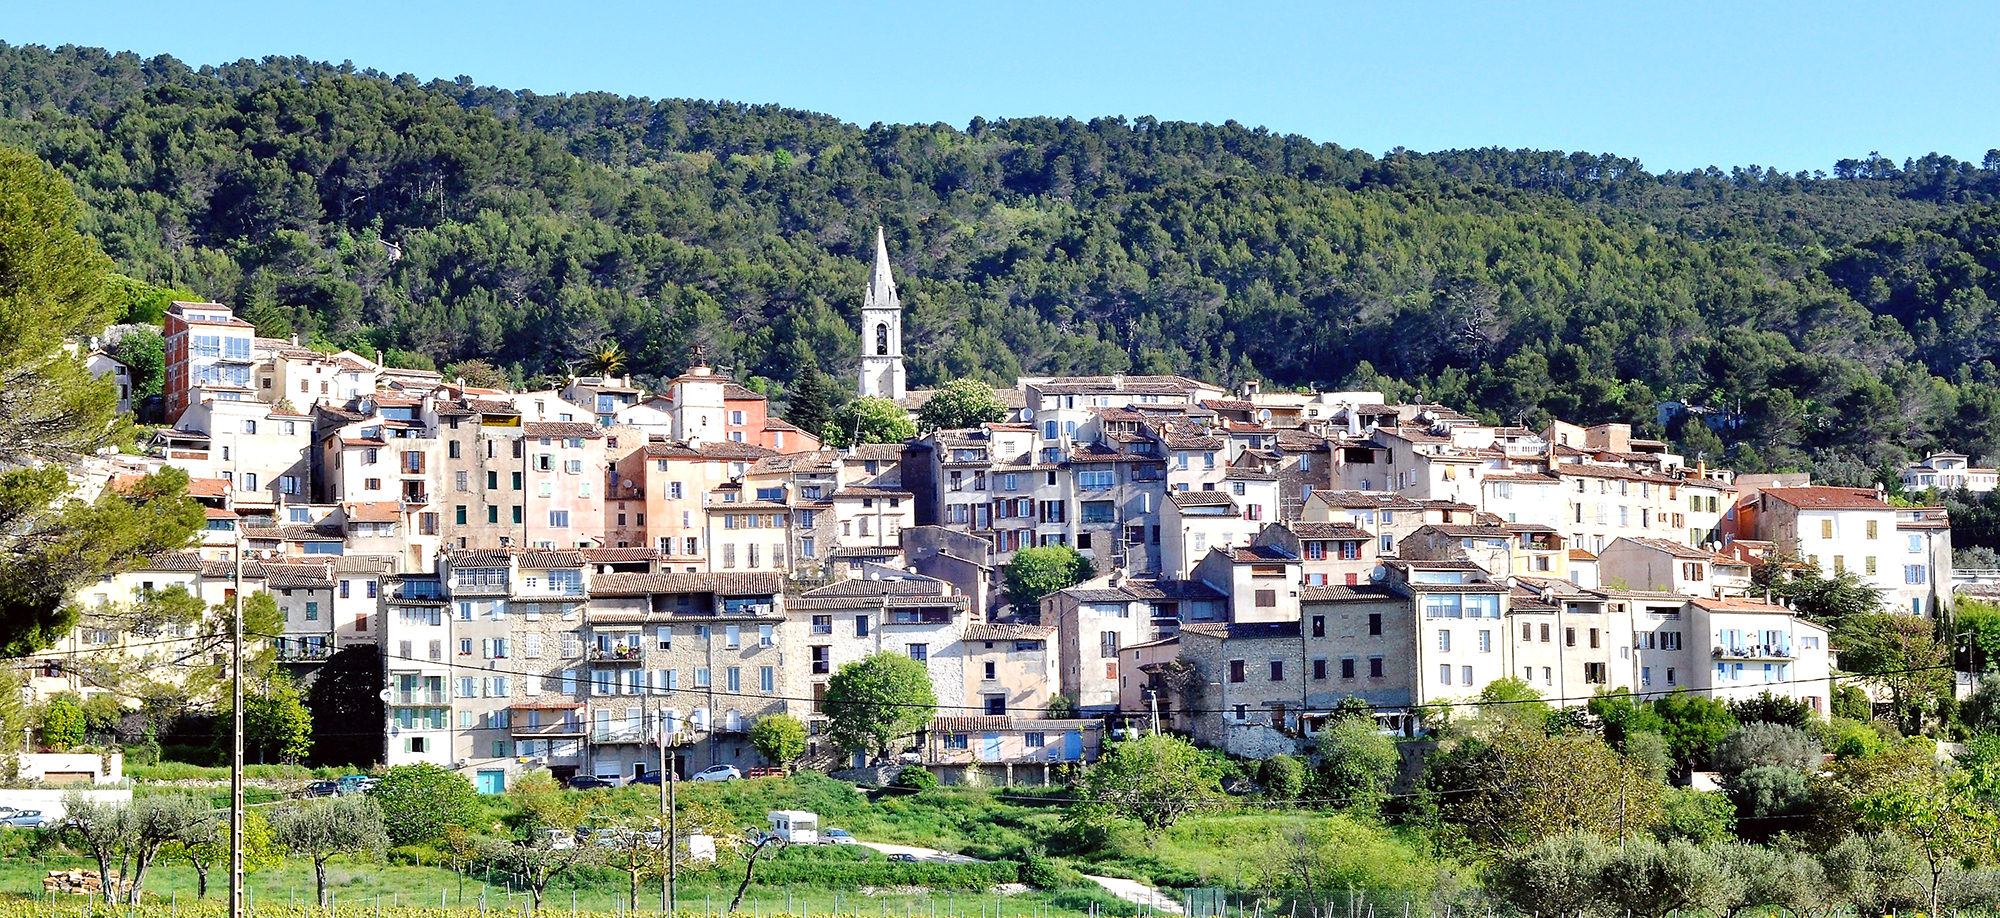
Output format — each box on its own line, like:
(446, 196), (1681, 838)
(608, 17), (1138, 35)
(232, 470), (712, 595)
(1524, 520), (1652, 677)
(853, 841), (1182, 912)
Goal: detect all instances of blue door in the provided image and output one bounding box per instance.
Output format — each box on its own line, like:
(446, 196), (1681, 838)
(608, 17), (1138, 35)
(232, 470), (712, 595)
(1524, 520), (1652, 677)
(476, 769), (505, 795)
(981, 734), (1001, 762)
(1063, 731), (1083, 761)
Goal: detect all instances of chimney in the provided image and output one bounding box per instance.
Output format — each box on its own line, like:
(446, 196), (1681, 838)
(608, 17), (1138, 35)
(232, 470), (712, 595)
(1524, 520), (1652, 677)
(291, 334), (300, 347)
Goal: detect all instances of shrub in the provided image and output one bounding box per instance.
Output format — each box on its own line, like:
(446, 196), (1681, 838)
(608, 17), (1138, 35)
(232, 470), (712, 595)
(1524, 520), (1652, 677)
(1712, 722), (1821, 776)
(1019, 852), (1064, 888)
(38, 696), (84, 749)
(1258, 754), (1305, 799)
(892, 765), (938, 790)
(371, 762), (479, 846)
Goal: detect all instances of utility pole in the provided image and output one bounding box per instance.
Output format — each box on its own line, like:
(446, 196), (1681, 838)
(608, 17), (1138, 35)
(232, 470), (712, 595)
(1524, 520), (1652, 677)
(230, 532), (246, 918)
(668, 724), (684, 916)
(668, 743), (679, 917)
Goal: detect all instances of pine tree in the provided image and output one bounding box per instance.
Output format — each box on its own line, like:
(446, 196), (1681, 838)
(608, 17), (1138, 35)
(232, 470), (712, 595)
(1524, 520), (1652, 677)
(0, 146), (203, 655)
(785, 364), (834, 439)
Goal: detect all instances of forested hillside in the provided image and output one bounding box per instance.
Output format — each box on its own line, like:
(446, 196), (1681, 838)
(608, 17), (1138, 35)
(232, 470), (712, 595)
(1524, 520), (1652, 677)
(8, 42), (2000, 483)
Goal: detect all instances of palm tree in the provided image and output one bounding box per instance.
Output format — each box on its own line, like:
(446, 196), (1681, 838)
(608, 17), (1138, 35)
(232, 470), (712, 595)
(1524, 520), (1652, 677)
(584, 340), (627, 377)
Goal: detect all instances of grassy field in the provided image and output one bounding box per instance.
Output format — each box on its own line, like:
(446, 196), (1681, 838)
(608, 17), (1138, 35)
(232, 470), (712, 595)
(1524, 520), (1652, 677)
(0, 774), (1442, 917)
(0, 856), (1119, 918)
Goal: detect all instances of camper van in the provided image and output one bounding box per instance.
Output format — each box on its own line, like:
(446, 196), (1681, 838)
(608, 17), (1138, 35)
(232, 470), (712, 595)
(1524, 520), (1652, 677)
(766, 810), (819, 845)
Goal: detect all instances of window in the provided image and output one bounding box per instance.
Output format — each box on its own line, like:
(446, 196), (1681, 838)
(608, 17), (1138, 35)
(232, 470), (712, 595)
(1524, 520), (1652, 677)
(1439, 664), (1451, 685)
(1369, 656), (1384, 678)
(1255, 590), (1277, 607)
(1478, 630), (1492, 653)
(1906, 564), (1928, 584)
(1340, 658), (1356, 679)
(549, 510), (570, 528)
(1368, 613), (1383, 636)
(1311, 615), (1326, 638)
(1228, 659), (1246, 683)
(1565, 627), (1576, 647)
(1078, 470), (1115, 490)
(1866, 519), (1878, 539)
(1820, 519), (1834, 539)
(1269, 660), (1284, 681)
(855, 615), (870, 637)
(1589, 627), (1601, 649)
(1313, 658), (1328, 680)
(1461, 665), (1474, 686)
(812, 615), (832, 635)
(1437, 630), (1451, 652)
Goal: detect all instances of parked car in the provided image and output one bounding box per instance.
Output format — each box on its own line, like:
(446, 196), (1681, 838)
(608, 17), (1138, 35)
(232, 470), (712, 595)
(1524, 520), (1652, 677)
(303, 781), (339, 798)
(566, 775), (618, 791)
(1, 810), (47, 829)
(629, 771), (678, 785)
(691, 765), (741, 782)
(335, 775), (375, 796)
(886, 853), (919, 863)
(535, 827), (576, 850)
(822, 828), (857, 845)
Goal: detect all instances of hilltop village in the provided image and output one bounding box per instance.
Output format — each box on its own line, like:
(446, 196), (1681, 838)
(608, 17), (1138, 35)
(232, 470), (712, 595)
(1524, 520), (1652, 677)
(62, 230), (1965, 787)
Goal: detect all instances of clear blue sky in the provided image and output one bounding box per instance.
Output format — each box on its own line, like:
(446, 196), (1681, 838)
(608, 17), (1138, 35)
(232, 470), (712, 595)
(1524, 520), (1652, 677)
(10, 0), (2000, 172)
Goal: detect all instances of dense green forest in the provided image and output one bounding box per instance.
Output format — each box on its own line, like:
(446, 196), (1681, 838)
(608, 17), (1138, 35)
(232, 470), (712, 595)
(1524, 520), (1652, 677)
(9, 42), (2000, 483)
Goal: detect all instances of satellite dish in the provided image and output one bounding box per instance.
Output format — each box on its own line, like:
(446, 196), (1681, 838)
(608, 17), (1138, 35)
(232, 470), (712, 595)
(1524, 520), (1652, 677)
(377, 688), (393, 702)
(1257, 409), (1272, 423)
(1020, 407), (1035, 421)
(1368, 565), (1387, 583)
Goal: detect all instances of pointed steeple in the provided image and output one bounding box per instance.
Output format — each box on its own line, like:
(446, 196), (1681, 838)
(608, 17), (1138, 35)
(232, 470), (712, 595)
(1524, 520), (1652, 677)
(865, 226), (899, 310)
(857, 225), (907, 401)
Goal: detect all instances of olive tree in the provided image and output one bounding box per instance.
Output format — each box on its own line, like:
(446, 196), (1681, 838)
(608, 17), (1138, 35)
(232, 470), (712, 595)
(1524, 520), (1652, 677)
(270, 795), (389, 907)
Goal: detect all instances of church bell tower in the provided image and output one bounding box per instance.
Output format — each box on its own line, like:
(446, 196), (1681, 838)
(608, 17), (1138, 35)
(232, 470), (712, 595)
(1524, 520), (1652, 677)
(857, 226), (907, 401)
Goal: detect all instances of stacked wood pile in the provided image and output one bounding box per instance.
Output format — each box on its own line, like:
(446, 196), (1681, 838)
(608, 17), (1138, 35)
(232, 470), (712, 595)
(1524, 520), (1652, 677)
(43, 868), (124, 896)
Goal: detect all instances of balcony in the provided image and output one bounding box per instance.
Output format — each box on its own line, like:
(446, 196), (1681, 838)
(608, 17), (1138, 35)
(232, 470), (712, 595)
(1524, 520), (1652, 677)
(276, 644), (331, 662)
(392, 690), (448, 706)
(1712, 645), (1794, 661)
(591, 726), (648, 744)
(392, 584), (447, 603)
(588, 646), (646, 664)
(514, 721), (587, 737)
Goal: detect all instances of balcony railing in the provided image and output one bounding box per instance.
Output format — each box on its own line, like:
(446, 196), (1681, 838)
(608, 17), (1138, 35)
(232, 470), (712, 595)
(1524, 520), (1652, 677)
(591, 726), (647, 744)
(514, 721), (587, 737)
(392, 690), (448, 706)
(1712, 645), (1794, 660)
(276, 645), (331, 662)
(588, 647), (645, 663)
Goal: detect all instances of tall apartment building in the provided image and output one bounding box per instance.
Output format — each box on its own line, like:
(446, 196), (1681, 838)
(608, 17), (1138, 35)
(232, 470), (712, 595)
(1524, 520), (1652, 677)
(162, 301), (257, 420)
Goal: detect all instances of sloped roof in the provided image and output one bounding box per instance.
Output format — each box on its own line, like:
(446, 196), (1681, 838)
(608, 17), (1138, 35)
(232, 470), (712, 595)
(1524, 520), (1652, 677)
(964, 623), (1055, 641)
(1300, 584), (1401, 602)
(1759, 487), (1892, 511)
(523, 422), (602, 439)
(1286, 522), (1371, 541)
(343, 501), (402, 523)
